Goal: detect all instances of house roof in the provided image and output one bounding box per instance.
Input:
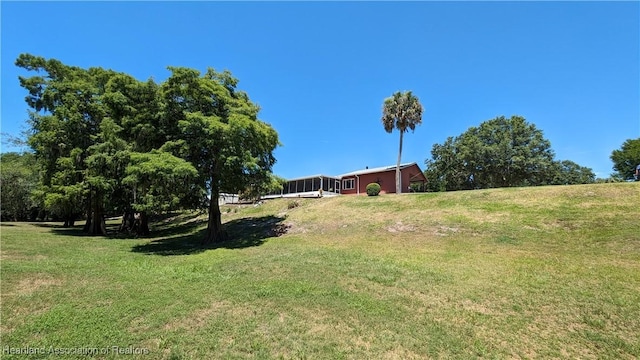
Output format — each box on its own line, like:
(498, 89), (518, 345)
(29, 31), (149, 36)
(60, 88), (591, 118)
(339, 162), (419, 177)
(284, 174), (341, 182)
(283, 162), (424, 182)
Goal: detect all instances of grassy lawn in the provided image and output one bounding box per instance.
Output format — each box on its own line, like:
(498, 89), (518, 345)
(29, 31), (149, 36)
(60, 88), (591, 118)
(1, 182), (639, 359)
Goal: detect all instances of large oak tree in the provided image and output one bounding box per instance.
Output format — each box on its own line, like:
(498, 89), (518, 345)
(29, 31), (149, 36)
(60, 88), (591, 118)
(425, 115), (594, 191)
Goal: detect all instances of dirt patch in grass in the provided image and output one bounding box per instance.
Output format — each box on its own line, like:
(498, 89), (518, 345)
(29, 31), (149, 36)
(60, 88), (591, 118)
(295, 306), (360, 340)
(433, 225), (461, 236)
(162, 301), (255, 332)
(387, 221), (416, 233)
(162, 301), (228, 331)
(285, 222), (310, 234)
(383, 346), (424, 360)
(0, 250), (47, 261)
(127, 316), (150, 334)
(5, 275), (63, 296)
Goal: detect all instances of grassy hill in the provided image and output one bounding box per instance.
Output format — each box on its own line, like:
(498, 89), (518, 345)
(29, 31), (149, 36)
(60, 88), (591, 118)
(1, 183), (639, 359)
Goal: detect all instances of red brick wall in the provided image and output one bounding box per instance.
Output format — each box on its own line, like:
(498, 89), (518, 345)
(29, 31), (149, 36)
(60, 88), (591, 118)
(340, 164), (427, 195)
(339, 176), (359, 195)
(403, 164), (427, 191)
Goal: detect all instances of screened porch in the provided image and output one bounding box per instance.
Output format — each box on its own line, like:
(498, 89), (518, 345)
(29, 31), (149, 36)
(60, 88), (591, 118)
(264, 175), (341, 198)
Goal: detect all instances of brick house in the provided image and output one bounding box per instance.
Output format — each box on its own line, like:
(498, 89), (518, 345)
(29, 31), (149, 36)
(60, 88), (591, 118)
(339, 163), (427, 195)
(264, 162), (427, 198)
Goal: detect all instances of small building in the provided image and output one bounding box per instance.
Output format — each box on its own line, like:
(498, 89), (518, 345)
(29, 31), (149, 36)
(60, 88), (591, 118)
(339, 163), (427, 195)
(263, 162), (427, 198)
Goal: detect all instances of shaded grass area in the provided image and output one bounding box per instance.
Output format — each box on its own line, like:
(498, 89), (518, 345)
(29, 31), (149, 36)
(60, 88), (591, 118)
(1, 182), (639, 359)
(131, 215), (287, 255)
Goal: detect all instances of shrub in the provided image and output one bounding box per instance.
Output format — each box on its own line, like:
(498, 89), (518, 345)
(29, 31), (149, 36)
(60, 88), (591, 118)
(366, 183), (381, 196)
(410, 182), (425, 193)
(287, 200), (300, 209)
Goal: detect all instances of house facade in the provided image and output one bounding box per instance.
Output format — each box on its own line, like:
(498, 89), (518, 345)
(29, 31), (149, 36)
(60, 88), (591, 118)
(339, 163), (427, 195)
(263, 162), (427, 198)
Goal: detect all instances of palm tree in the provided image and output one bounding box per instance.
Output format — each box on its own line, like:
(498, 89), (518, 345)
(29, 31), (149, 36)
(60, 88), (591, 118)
(381, 91), (424, 194)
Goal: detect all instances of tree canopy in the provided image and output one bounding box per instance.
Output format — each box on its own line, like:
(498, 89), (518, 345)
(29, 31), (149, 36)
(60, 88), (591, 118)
(425, 115), (594, 191)
(610, 138), (640, 180)
(159, 67), (279, 243)
(0, 152), (39, 221)
(16, 54), (280, 242)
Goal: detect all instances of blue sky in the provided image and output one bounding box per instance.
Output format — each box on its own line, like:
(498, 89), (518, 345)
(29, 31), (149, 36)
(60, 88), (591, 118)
(2, 1), (638, 179)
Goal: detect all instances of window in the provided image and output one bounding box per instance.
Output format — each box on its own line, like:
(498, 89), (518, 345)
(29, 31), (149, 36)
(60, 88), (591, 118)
(343, 178), (355, 190)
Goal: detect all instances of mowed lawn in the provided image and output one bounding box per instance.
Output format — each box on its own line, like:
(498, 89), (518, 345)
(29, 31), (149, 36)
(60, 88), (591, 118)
(1, 183), (639, 359)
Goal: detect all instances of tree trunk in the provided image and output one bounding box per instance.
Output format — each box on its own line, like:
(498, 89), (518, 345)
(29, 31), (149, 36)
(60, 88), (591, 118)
(396, 130), (404, 194)
(83, 213), (92, 232)
(87, 209), (106, 235)
(63, 215), (75, 228)
(86, 190), (106, 235)
(83, 190), (92, 232)
(203, 189), (227, 244)
(137, 212), (150, 236)
(120, 211), (135, 233)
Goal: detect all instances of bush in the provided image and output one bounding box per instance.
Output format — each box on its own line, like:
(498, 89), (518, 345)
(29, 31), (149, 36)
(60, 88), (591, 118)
(287, 200), (300, 209)
(366, 183), (381, 196)
(410, 182), (425, 193)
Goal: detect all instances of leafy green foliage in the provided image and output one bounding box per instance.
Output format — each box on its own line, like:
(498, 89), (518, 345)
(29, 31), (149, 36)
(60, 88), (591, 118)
(610, 138), (640, 180)
(160, 67), (279, 243)
(16, 54), (121, 232)
(15, 54), (280, 240)
(85, 118), (132, 233)
(549, 160), (596, 185)
(409, 182), (425, 193)
(425, 115), (594, 191)
(123, 151), (198, 213)
(366, 182), (381, 196)
(381, 91), (424, 194)
(240, 174), (286, 201)
(0, 152), (39, 221)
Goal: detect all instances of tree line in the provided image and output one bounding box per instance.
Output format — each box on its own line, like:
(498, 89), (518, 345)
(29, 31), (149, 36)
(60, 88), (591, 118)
(7, 54), (280, 243)
(422, 115), (620, 192)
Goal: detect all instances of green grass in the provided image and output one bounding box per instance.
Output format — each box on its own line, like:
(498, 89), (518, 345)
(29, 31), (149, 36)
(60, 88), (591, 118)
(1, 183), (639, 359)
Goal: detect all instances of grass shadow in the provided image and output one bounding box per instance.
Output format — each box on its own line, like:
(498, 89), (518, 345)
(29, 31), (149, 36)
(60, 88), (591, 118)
(150, 213), (207, 238)
(30, 223), (89, 237)
(30, 212), (207, 239)
(34, 223), (120, 238)
(106, 213), (207, 240)
(130, 215), (288, 256)
(31, 222), (67, 228)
